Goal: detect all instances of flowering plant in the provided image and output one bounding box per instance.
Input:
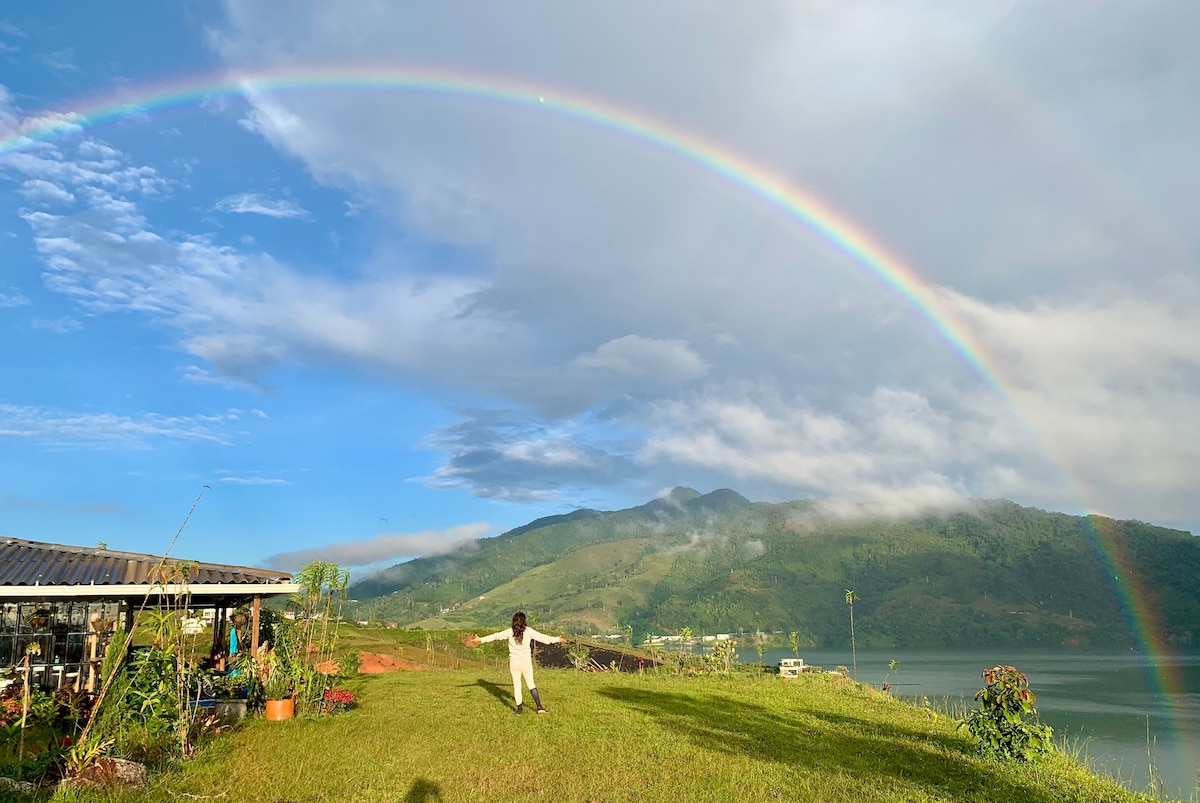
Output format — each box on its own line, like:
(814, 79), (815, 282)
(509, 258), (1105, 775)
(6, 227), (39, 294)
(320, 687), (355, 715)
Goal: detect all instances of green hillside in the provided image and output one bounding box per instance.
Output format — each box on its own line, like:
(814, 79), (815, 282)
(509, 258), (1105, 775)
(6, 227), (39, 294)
(350, 490), (1200, 648)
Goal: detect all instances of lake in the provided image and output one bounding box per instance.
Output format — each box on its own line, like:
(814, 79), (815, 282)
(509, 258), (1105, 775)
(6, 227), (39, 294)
(735, 646), (1200, 800)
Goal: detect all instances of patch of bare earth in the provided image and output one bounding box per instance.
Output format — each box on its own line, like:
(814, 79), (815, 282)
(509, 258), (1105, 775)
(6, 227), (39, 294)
(315, 652), (430, 674)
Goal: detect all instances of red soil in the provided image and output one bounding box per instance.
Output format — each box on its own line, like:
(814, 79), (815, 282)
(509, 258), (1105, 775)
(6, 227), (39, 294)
(315, 652), (430, 674)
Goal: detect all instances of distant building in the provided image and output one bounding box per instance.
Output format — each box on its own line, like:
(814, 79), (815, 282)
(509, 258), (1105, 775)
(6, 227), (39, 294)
(779, 658), (806, 679)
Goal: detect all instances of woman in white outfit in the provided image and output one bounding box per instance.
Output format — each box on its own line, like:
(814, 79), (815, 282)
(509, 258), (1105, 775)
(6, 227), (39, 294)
(467, 611), (562, 714)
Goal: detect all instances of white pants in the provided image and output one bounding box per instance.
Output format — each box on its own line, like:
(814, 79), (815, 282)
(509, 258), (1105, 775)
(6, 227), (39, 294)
(510, 656), (536, 705)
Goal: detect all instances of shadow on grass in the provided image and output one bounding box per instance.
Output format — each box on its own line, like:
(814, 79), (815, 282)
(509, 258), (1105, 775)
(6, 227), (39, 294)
(404, 777), (444, 802)
(597, 686), (1064, 803)
(459, 678), (513, 710)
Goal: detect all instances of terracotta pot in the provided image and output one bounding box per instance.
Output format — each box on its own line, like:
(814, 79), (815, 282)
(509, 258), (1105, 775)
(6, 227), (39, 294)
(264, 699), (294, 721)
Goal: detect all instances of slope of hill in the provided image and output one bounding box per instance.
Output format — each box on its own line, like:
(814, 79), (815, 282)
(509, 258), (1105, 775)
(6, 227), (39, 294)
(349, 490), (1200, 648)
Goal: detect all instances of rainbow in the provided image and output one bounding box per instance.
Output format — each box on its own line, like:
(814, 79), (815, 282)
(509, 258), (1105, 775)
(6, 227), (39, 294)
(0, 64), (1189, 744)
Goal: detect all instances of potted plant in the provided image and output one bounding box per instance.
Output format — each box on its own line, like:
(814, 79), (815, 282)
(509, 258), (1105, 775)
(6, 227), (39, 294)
(26, 608), (50, 630)
(211, 673), (249, 723)
(262, 669), (293, 721)
(89, 617), (115, 634)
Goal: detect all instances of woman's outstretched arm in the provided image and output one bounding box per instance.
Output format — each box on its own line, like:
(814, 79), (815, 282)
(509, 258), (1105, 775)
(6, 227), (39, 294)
(472, 627), (512, 646)
(525, 627), (563, 645)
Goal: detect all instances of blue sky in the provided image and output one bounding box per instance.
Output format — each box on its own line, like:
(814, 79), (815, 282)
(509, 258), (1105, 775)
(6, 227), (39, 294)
(2, 2), (1198, 577)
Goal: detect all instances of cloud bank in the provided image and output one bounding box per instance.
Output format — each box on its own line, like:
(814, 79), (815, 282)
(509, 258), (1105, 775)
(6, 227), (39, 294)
(265, 522), (493, 571)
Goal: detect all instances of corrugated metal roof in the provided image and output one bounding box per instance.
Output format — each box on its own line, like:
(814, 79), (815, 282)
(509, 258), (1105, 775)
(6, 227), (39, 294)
(0, 538), (292, 587)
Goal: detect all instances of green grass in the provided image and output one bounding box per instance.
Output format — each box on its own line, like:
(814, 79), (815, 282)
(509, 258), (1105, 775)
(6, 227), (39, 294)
(42, 669), (1166, 803)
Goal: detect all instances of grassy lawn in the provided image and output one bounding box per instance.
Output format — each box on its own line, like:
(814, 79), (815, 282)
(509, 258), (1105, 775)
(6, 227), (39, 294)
(45, 668), (1159, 803)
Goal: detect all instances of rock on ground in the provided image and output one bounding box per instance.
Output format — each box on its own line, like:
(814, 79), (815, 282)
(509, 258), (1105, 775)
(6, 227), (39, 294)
(61, 757), (149, 790)
(0, 776), (38, 796)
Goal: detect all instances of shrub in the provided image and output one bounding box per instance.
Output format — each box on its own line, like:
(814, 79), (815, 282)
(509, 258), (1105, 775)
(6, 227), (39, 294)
(705, 639), (736, 674)
(958, 664), (1055, 761)
(337, 650), (362, 677)
(566, 642), (592, 671)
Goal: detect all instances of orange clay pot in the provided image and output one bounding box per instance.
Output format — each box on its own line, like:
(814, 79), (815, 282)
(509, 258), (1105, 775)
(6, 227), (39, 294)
(264, 699), (294, 721)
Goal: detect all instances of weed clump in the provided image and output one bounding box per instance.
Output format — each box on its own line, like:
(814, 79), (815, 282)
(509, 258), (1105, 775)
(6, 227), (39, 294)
(959, 664), (1055, 761)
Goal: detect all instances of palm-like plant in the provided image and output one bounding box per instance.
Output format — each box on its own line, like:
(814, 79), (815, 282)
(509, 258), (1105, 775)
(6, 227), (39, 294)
(844, 589), (859, 679)
(789, 631), (800, 660)
(677, 627), (693, 673)
(293, 561), (351, 664)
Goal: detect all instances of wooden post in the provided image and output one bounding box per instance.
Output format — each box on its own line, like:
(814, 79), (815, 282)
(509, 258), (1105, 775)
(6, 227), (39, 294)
(85, 634), (98, 692)
(251, 596), (261, 655)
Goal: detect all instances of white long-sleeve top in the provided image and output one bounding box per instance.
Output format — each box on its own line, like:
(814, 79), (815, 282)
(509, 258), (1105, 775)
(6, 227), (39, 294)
(478, 626), (562, 662)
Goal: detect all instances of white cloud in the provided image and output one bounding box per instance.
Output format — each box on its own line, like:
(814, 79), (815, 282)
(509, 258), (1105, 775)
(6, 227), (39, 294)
(570, 335), (707, 384)
(942, 284), (1200, 518)
(264, 522), (493, 571)
(182, 365), (261, 390)
(641, 386), (989, 505)
(31, 317), (82, 333)
(0, 404), (250, 447)
(214, 191), (309, 219)
(416, 411), (639, 503)
(0, 290), (30, 308)
(19, 179), (74, 205)
(219, 476), (290, 486)
(37, 48), (77, 73)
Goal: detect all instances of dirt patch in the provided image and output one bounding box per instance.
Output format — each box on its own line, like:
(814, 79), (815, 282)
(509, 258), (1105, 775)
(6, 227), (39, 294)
(360, 652), (429, 673)
(315, 652), (430, 674)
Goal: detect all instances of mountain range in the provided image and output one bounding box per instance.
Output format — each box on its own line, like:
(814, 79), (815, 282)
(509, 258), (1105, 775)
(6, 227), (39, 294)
(348, 488), (1200, 649)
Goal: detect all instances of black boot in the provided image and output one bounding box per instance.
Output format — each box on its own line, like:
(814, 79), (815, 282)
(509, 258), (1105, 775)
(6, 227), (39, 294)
(515, 703), (524, 715)
(530, 687), (546, 714)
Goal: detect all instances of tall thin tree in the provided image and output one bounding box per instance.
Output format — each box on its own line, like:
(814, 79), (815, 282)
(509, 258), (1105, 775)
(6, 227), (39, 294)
(844, 589), (859, 679)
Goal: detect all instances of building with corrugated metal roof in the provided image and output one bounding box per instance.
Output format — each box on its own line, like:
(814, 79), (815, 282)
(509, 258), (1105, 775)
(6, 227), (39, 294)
(0, 538), (298, 691)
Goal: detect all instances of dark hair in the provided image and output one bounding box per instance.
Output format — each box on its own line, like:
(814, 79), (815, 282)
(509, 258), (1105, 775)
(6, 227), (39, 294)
(511, 611), (527, 644)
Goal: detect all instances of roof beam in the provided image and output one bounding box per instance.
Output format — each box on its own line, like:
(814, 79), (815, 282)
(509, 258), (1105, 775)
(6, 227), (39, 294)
(0, 582), (300, 598)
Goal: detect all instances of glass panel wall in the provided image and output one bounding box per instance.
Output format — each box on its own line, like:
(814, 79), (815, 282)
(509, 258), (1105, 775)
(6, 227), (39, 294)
(0, 600), (124, 689)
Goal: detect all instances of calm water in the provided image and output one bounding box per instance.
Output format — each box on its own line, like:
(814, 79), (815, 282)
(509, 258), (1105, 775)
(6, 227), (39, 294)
(735, 647), (1200, 800)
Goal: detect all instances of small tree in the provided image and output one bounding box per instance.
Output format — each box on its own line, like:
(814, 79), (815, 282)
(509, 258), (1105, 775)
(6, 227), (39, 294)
(707, 639), (736, 675)
(678, 627), (693, 655)
(566, 641), (592, 671)
(788, 631), (800, 659)
(844, 589), (859, 679)
(882, 659), (900, 692)
(677, 627), (693, 674)
(959, 665), (1055, 761)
